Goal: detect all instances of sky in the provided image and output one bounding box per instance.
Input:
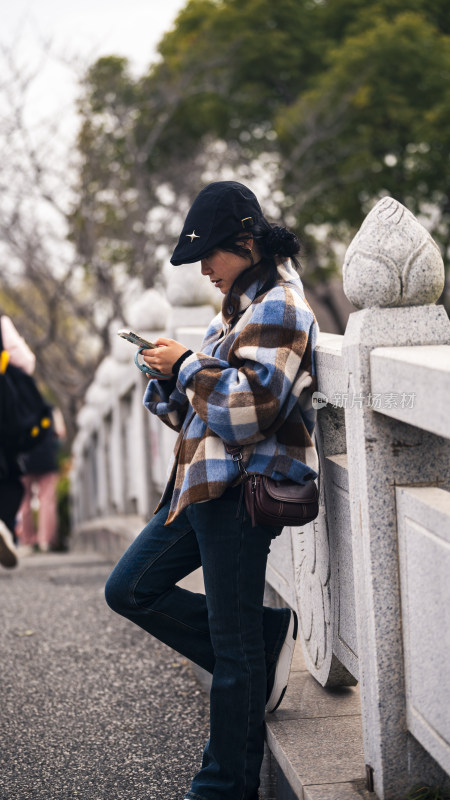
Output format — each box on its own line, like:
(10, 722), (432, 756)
(2, 0), (187, 130)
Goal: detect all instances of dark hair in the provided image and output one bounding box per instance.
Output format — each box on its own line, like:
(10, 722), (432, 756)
(213, 219), (302, 273)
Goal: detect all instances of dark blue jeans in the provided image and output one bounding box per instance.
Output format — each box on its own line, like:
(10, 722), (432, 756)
(105, 488), (290, 800)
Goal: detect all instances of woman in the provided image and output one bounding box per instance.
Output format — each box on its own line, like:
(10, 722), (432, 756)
(105, 181), (319, 800)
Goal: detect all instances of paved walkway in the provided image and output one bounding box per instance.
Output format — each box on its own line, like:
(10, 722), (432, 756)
(0, 552), (209, 800)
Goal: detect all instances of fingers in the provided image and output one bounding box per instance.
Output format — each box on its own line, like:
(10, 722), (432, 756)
(142, 347), (171, 375)
(141, 339), (188, 376)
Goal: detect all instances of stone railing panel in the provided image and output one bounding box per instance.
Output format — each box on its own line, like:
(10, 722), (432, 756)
(313, 333), (347, 408)
(146, 411), (178, 495)
(325, 454), (358, 680)
(342, 195), (449, 799)
(343, 306), (450, 799)
(292, 513), (331, 682)
(287, 353), (358, 687)
(265, 530), (297, 610)
(396, 485), (450, 776)
(370, 344), (450, 439)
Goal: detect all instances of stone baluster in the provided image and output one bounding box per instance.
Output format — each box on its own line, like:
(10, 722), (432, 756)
(342, 197), (450, 798)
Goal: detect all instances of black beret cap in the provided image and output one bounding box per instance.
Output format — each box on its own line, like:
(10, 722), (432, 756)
(170, 181), (264, 266)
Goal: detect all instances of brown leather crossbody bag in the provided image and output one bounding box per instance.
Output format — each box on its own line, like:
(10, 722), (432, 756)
(225, 444), (319, 529)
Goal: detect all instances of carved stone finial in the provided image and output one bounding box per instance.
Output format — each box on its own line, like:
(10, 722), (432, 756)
(343, 197), (445, 309)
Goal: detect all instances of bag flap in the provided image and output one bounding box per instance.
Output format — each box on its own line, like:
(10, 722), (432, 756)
(261, 476), (318, 503)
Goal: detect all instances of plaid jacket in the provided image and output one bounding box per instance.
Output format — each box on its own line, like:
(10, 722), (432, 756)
(144, 260), (319, 525)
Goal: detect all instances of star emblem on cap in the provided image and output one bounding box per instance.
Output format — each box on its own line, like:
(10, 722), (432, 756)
(186, 230), (200, 242)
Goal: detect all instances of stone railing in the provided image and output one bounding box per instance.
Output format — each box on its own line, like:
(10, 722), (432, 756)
(71, 198), (450, 799)
(71, 301), (214, 533)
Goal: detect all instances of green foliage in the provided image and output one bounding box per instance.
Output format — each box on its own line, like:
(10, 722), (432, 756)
(70, 57), (148, 279)
(71, 0), (450, 303)
(156, 0), (320, 142)
(277, 11), (450, 233)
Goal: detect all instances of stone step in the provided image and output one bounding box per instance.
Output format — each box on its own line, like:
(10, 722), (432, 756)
(179, 569), (372, 800)
(72, 515), (144, 558)
(265, 641), (371, 800)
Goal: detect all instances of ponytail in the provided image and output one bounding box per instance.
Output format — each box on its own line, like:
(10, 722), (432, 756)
(260, 224), (301, 268)
(215, 219), (302, 272)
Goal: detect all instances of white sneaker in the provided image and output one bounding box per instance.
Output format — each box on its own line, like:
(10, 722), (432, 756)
(0, 521), (18, 568)
(265, 609), (298, 713)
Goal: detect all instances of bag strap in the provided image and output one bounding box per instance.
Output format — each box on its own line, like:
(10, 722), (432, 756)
(224, 442), (249, 481)
(225, 438), (321, 494)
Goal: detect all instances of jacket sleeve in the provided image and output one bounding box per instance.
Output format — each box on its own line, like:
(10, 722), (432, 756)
(175, 286), (315, 446)
(143, 377), (189, 433)
(142, 316), (222, 432)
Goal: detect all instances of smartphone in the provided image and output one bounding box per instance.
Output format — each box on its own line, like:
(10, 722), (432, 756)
(117, 329), (157, 349)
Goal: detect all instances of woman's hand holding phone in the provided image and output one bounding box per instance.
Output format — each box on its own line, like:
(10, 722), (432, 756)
(142, 337), (189, 378)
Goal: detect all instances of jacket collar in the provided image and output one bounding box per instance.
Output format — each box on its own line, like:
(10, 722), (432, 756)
(221, 258), (304, 325)
(222, 259), (273, 325)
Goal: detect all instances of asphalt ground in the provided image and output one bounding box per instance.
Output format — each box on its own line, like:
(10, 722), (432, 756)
(0, 552), (210, 800)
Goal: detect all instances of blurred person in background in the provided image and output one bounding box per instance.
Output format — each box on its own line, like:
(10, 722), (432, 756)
(0, 314), (35, 568)
(17, 408), (66, 554)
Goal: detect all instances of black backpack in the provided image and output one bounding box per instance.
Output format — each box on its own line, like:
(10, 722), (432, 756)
(0, 318), (53, 456)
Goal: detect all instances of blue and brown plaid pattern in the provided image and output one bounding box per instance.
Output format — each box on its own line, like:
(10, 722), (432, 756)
(144, 261), (319, 525)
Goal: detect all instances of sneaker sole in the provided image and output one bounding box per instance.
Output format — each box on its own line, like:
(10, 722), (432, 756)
(265, 609), (298, 713)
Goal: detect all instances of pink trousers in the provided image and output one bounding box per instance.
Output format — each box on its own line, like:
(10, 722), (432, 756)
(19, 472), (58, 548)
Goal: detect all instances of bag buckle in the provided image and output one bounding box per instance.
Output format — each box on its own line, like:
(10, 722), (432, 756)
(230, 450), (249, 480)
